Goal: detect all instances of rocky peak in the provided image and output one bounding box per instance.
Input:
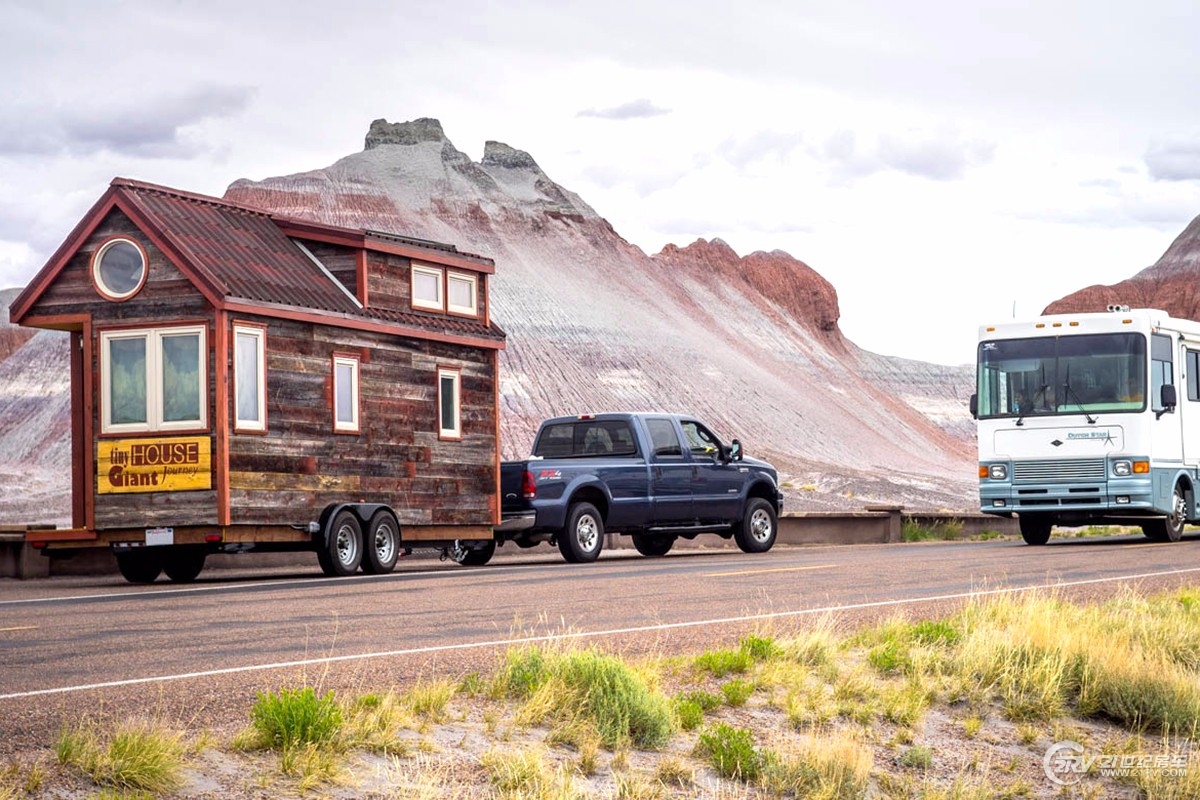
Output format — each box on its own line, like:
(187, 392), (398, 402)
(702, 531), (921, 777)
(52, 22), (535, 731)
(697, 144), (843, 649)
(364, 117), (449, 149)
(481, 141), (542, 172)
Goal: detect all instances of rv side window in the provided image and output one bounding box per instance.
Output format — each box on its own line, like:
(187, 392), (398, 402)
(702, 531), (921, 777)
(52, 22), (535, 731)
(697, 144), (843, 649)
(1152, 334), (1174, 413)
(437, 367), (461, 440)
(234, 324), (266, 432)
(1188, 350), (1200, 402)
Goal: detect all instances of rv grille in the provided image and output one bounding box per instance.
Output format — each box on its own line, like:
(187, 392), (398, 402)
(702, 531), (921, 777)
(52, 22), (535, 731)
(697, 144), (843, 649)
(1013, 458), (1106, 482)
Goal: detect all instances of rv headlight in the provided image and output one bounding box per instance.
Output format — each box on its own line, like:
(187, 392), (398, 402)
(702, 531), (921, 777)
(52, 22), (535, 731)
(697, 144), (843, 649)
(1112, 460), (1132, 477)
(989, 464), (1007, 480)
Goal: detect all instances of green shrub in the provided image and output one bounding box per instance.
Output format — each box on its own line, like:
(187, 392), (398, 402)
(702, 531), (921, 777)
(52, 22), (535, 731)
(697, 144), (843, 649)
(721, 679), (755, 707)
(739, 634), (781, 661)
(694, 648), (753, 677)
(909, 619), (962, 647)
(694, 723), (763, 781)
(56, 723), (184, 793)
(900, 744), (933, 770)
(493, 647), (549, 698)
(249, 687), (343, 750)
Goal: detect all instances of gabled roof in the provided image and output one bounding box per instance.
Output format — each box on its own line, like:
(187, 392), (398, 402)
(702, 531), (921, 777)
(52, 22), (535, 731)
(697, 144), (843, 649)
(10, 178), (503, 348)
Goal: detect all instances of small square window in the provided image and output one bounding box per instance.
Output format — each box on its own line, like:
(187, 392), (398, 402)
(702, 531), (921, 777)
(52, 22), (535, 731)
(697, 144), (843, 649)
(333, 355), (360, 433)
(412, 264), (444, 311)
(447, 272), (477, 316)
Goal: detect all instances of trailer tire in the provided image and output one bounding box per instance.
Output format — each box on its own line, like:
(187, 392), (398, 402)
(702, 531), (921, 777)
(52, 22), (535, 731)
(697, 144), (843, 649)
(734, 498), (777, 553)
(321, 510), (363, 576)
(163, 546), (206, 583)
(116, 550), (163, 584)
(1018, 515), (1053, 545)
(631, 533), (675, 557)
(558, 502), (604, 563)
(1142, 483), (1187, 543)
(362, 511), (400, 574)
(451, 539), (497, 566)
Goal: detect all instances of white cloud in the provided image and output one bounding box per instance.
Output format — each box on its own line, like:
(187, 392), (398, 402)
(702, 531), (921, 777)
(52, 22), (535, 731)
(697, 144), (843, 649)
(1145, 140), (1200, 182)
(576, 99), (671, 120)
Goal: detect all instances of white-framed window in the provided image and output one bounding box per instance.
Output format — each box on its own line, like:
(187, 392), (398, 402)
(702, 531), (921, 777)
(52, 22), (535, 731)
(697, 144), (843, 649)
(100, 325), (206, 434)
(447, 272), (478, 317)
(92, 237), (148, 301)
(437, 366), (461, 440)
(333, 354), (360, 433)
(411, 264), (444, 311)
(233, 324), (266, 432)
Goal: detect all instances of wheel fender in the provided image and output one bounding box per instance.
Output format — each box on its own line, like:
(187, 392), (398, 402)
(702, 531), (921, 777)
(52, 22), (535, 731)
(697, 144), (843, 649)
(318, 503), (391, 547)
(564, 475), (612, 514)
(741, 479), (780, 514)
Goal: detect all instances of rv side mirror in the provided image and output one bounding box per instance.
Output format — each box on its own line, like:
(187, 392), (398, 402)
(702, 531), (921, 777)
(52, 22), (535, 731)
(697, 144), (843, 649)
(1160, 384), (1178, 415)
(969, 393), (978, 419)
(730, 439), (743, 462)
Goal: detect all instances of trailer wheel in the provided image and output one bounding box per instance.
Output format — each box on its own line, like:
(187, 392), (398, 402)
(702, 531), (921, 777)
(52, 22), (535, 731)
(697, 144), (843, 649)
(321, 510), (363, 576)
(734, 498), (777, 553)
(1018, 515), (1053, 545)
(631, 533), (675, 557)
(116, 549), (163, 584)
(1143, 483), (1187, 542)
(163, 546), (206, 583)
(558, 502), (604, 563)
(362, 511), (400, 574)
(451, 539), (497, 566)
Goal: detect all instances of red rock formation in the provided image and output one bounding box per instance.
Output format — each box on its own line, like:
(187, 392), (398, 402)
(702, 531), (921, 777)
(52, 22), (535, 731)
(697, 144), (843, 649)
(1045, 215), (1200, 318)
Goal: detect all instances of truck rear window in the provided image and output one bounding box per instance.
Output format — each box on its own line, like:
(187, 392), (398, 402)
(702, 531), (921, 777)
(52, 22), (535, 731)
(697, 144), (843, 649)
(533, 420), (639, 458)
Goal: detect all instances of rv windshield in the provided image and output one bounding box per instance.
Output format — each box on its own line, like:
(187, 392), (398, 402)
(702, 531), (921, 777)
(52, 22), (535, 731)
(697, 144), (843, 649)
(976, 333), (1146, 419)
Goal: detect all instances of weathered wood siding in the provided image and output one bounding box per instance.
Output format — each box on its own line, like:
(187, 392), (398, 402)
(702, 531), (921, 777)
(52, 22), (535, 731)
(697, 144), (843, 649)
(25, 209), (219, 528)
(227, 315), (498, 527)
(302, 241), (359, 298)
(364, 251), (490, 323)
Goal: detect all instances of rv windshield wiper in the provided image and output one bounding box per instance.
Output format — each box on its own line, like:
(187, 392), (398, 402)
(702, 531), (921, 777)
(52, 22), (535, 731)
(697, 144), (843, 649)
(1016, 383), (1050, 425)
(1062, 368), (1097, 424)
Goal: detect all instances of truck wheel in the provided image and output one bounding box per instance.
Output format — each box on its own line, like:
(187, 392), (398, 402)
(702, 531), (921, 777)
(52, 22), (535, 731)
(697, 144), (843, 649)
(451, 539), (497, 566)
(362, 511), (400, 574)
(1143, 483), (1187, 542)
(322, 510), (363, 576)
(1018, 515), (1053, 545)
(163, 547), (206, 583)
(734, 498), (777, 553)
(116, 549), (163, 584)
(559, 502), (604, 563)
(632, 533), (674, 557)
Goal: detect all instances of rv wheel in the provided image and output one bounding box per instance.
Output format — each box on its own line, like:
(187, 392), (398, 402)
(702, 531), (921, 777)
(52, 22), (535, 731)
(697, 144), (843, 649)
(451, 539), (497, 566)
(163, 546), (206, 583)
(1018, 515), (1052, 545)
(116, 550), (163, 584)
(322, 510), (363, 576)
(1142, 483), (1187, 542)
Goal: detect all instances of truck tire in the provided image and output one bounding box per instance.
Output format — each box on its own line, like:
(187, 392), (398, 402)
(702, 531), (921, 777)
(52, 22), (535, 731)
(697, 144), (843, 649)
(734, 498), (777, 553)
(320, 510), (363, 576)
(116, 549), (163, 584)
(632, 533), (675, 557)
(1018, 515), (1053, 545)
(362, 511), (400, 574)
(163, 546), (206, 583)
(559, 502), (604, 563)
(1142, 483), (1187, 542)
(451, 539), (497, 566)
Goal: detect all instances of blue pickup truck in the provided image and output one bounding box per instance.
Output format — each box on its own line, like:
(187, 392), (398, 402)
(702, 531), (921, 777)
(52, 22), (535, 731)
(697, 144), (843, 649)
(493, 412), (783, 563)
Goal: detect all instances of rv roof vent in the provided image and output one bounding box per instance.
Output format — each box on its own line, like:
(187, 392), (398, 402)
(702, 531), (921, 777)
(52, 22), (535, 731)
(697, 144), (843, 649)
(1106, 304), (1131, 313)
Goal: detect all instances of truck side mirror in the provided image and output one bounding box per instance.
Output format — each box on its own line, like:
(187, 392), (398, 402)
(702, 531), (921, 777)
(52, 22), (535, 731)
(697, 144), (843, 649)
(1157, 384), (1178, 419)
(729, 439), (743, 462)
(969, 393), (978, 419)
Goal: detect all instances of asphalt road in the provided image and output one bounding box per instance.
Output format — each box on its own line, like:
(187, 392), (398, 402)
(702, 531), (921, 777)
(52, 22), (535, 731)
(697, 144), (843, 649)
(2, 534), (1199, 752)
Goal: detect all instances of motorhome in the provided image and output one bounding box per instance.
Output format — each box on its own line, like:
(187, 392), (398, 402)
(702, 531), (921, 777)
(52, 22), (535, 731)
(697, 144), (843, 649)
(972, 305), (1200, 545)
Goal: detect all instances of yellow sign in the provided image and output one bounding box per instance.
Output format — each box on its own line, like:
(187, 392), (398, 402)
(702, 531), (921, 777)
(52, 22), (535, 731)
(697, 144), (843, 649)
(97, 436), (212, 494)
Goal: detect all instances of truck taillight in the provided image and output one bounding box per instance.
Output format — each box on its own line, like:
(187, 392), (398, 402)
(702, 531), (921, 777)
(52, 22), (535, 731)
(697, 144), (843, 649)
(522, 470), (538, 499)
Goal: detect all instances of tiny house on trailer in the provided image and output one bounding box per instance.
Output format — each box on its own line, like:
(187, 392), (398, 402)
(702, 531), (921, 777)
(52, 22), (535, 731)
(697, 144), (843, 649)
(8, 178), (504, 582)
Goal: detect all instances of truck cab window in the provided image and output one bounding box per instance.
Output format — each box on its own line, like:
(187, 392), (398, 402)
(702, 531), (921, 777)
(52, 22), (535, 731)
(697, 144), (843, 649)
(680, 420), (722, 458)
(645, 418), (684, 459)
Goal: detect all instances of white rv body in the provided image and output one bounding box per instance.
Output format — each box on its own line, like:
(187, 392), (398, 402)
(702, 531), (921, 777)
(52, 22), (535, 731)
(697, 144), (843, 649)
(973, 307), (1200, 544)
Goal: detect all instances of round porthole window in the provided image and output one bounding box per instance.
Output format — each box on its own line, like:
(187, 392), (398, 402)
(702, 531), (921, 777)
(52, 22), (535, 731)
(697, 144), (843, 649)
(92, 238), (147, 301)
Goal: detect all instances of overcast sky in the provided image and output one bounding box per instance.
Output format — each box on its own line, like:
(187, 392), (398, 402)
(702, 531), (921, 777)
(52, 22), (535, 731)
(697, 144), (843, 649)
(3, 0), (1199, 365)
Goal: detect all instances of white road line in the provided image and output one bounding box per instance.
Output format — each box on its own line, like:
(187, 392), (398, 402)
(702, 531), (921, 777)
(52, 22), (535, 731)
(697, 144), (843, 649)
(3, 565), (1199, 701)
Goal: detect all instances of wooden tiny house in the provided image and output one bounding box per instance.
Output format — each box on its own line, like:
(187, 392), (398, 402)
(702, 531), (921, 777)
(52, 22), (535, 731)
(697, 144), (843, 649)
(9, 178), (504, 581)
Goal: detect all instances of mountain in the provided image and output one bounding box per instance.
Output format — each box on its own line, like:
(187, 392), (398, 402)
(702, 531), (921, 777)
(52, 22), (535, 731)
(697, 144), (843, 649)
(224, 118), (976, 510)
(1045, 215), (1200, 316)
(0, 117), (978, 525)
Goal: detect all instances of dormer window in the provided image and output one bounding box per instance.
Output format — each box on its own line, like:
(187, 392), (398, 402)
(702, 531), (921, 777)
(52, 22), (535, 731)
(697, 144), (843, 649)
(447, 272), (477, 317)
(412, 264), (444, 311)
(92, 237), (148, 301)
(411, 263), (479, 317)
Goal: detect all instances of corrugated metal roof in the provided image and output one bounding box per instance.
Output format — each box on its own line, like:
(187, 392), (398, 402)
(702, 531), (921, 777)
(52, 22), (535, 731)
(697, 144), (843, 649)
(120, 181), (363, 315)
